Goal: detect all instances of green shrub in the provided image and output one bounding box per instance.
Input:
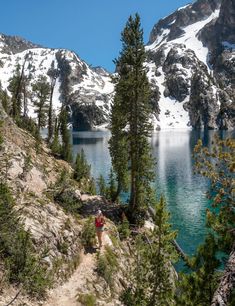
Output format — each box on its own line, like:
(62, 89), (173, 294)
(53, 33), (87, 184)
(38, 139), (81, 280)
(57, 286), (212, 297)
(0, 182), (51, 297)
(118, 218), (130, 240)
(57, 241), (69, 255)
(77, 293), (96, 306)
(53, 169), (82, 214)
(97, 174), (107, 196)
(81, 217), (96, 248)
(96, 246), (119, 287)
(15, 116), (38, 138)
(74, 149), (91, 182)
(55, 190), (82, 214)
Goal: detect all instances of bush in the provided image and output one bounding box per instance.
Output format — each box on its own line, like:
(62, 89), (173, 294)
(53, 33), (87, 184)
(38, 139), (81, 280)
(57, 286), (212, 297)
(15, 116), (38, 138)
(53, 169), (82, 214)
(74, 149), (91, 182)
(0, 182), (51, 297)
(77, 293), (96, 306)
(96, 246), (119, 287)
(81, 217), (96, 248)
(55, 189), (82, 214)
(118, 217), (130, 240)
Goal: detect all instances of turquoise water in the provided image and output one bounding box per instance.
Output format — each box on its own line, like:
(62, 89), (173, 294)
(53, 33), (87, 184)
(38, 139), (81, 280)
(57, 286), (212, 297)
(72, 129), (234, 258)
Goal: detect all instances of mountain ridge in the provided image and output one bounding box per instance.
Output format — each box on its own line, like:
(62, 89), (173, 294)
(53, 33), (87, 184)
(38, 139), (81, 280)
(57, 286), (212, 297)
(0, 0), (234, 130)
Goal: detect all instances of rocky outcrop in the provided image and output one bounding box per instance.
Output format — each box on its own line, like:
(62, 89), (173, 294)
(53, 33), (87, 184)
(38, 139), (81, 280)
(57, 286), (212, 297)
(0, 116), (83, 270)
(0, 33), (41, 54)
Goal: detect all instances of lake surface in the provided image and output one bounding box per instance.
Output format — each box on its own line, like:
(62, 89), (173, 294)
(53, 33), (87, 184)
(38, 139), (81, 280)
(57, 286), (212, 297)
(72, 129), (234, 259)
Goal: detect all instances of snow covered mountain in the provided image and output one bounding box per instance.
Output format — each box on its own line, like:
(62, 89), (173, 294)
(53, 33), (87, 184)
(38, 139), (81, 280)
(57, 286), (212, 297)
(146, 0), (234, 129)
(0, 34), (114, 130)
(0, 0), (234, 130)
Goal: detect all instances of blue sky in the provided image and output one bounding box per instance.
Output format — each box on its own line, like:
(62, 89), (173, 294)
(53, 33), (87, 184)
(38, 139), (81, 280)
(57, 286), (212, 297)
(1, 0), (193, 71)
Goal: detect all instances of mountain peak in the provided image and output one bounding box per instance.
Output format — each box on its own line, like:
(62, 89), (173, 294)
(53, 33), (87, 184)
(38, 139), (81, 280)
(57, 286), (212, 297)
(148, 0), (221, 45)
(0, 33), (42, 54)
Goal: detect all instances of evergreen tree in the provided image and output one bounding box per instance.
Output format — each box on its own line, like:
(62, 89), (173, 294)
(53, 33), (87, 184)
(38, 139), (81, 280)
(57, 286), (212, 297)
(8, 55), (28, 119)
(88, 177), (96, 195)
(176, 234), (220, 306)
(22, 74), (31, 117)
(97, 174), (107, 196)
(109, 14), (154, 221)
(8, 64), (22, 118)
(122, 196), (178, 306)
(191, 136), (235, 304)
(108, 167), (117, 201)
(0, 182), (51, 297)
(50, 116), (61, 156)
(176, 137), (234, 305)
(32, 75), (50, 132)
(193, 137), (235, 253)
(47, 60), (59, 143)
(0, 88), (10, 114)
(73, 148), (91, 182)
(59, 107), (72, 163)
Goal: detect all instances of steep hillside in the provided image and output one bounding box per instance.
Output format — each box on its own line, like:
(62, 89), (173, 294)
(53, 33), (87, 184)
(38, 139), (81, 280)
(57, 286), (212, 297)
(0, 105), (127, 305)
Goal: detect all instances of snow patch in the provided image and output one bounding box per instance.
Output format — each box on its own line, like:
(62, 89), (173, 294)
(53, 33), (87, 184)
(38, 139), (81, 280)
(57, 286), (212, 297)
(177, 4), (191, 11)
(146, 28), (170, 51)
(151, 67), (190, 130)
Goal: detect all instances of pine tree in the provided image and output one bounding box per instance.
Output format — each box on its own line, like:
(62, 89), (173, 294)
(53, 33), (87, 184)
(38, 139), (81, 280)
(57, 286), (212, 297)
(50, 116), (61, 156)
(109, 14), (154, 222)
(22, 74), (31, 118)
(147, 196), (178, 306)
(0, 88), (10, 114)
(59, 107), (72, 163)
(97, 174), (107, 196)
(8, 64), (22, 118)
(193, 137), (235, 253)
(176, 234), (220, 306)
(121, 196), (178, 306)
(8, 55), (28, 119)
(108, 168), (117, 201)
(191, 136), (235, 304)
(32, 75), (50, 133)
(73, 149), (91, 182)
(47, 60), (59, 143)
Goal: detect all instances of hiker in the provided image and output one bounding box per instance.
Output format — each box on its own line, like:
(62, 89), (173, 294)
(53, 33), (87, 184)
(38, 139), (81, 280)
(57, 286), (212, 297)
(95, 210), (105, 248)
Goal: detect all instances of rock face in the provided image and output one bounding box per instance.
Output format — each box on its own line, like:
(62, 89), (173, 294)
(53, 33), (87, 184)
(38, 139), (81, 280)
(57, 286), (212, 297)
(0, 0), (234, 130)
(145, 0), (235, 129)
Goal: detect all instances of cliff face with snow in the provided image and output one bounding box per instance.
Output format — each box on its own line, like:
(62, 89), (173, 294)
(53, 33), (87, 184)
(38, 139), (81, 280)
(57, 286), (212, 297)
(0, 34), (114, 130)
(0, 0), (234, 130)
(146, 0), (234, 129)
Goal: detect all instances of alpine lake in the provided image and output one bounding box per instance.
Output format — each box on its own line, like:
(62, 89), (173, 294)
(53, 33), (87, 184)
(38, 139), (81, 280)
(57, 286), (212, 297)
(72, 129), (235, 270)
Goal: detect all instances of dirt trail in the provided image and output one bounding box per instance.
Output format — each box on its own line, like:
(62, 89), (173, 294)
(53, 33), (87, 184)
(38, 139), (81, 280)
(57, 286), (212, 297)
(45, 232), (112, 306)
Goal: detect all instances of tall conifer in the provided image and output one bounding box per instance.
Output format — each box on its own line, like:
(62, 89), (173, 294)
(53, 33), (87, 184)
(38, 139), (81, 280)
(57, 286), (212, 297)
(109, 14), (154, 221)
(59, 107), (72, 163)
(32, 75), (50, 133)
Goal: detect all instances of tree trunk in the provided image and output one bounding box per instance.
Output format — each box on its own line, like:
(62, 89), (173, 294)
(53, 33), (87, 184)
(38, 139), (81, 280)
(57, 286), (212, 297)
(48, 82), (55, 143)
(211, 245), (235, 306)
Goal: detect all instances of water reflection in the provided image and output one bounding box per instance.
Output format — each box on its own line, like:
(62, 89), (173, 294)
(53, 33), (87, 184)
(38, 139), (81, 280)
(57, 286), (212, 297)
(72, 131), (111, 181)
(72, 129), (234, 256)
